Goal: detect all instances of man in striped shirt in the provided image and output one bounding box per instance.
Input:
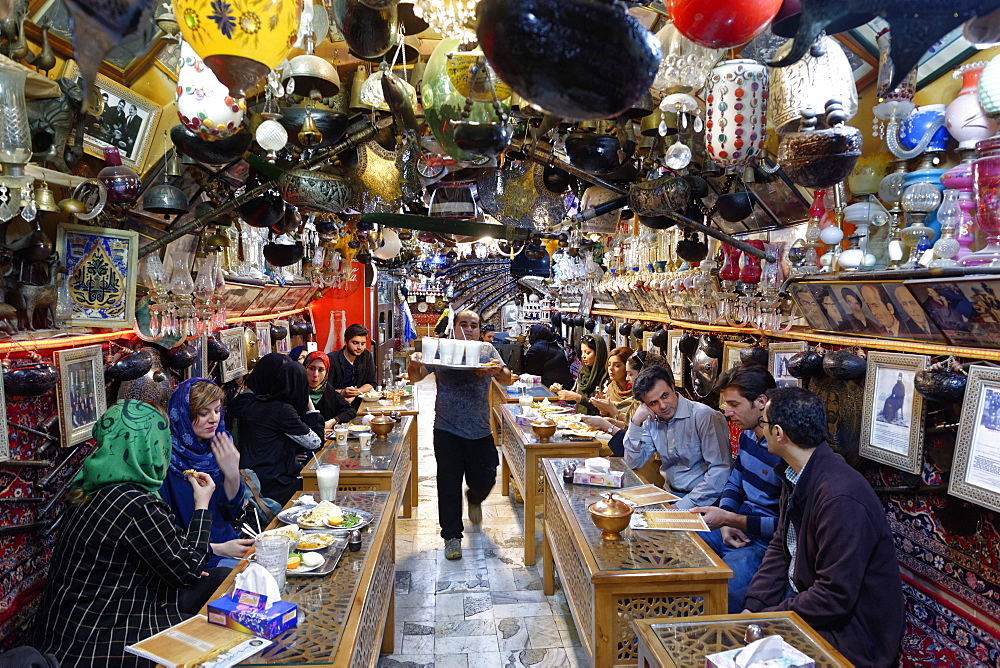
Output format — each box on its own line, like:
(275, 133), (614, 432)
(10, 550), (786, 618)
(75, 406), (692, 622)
(692, 363), (782, 613)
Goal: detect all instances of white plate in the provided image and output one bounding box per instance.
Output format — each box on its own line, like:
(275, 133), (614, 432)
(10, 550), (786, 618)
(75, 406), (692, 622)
(360, 395), (384, 402)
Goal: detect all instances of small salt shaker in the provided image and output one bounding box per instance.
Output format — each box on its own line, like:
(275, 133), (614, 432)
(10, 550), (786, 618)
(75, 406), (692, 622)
(562, 466), (574, 484)
(348, 530), (362, 552)
(744, 623), (763, 643)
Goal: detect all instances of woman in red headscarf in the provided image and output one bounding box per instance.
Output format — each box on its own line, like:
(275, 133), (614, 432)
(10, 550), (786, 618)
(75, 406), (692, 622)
(304, 351), (357, 430)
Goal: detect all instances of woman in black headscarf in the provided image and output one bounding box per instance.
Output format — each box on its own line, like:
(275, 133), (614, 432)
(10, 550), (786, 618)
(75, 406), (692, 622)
(232, 363), (324, 506)
(523, 324), (573, 389)
(555, 334), (608, 415)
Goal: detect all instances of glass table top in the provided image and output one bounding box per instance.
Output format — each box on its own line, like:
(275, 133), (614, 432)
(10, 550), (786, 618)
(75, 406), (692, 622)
(309, 416), (411, 472)
(543, 458), (718, 573)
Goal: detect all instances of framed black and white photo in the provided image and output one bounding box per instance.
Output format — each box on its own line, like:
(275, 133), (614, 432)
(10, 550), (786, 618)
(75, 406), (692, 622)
(723, 341), (749, 373)
(63, 60), (162, 172)
(768, 342), (807, 388)
(256, 323), (272, 358)
(860, 352), (927, 474)
(186, 333), (208, 381)
(949, 365), (1000, 513)
(55, 345), (107, 447)
(219, 327), (247, 383)
(666, 329), (684, 388)
(272, 319), (291, 354)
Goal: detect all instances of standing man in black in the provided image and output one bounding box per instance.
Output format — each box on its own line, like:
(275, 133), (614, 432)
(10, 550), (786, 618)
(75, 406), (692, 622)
(328, 323), (377, 409)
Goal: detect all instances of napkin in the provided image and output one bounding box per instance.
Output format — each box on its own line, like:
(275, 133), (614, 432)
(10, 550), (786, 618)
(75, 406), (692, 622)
(736, 635), (784, 667)
(234, 563), (282, 609)
(585, 457), (611, 474)
(296, 494), (316, 506)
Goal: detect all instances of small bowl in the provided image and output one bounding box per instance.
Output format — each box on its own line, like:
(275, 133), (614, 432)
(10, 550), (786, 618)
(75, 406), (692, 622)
(587, 492), (634, 541)
(531, 418), (557, 443)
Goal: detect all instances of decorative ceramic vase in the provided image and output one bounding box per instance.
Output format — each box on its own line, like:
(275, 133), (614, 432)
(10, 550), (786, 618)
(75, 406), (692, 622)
(705, 59), (768, 170)
(98, 147), (141, 204)
(277, 169), (353, 213)
(173, 0), (300, 97)
(175, 41), (245, 141)
(976, 52), (1000, 117)
(768, 35), (857, 134)
(946, 62), (997, 149)
(476, 0), (661, 120)
(965, 136), (1000, 265)
(667, 0), (782, 48)
(897, 104), (952, 154)
(422, 39), (510, 161)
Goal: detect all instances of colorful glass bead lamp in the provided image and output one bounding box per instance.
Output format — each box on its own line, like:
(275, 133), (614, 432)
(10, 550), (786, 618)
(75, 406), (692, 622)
(705, 59), (769, 171)
(173, 0), (300, 98)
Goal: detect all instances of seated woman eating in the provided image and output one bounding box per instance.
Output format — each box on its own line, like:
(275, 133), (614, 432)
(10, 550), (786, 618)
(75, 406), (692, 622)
(160, 378), (253, 569)
(554, 334), (608, 415)
(34, 400), (216, 667)
(589, 346), (635, 421)
(304, 351), (357, 430)
(523, 324), (573, 389)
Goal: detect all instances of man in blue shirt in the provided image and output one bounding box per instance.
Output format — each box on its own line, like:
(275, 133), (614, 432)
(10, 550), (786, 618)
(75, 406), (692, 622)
(692, 363), (782, 613)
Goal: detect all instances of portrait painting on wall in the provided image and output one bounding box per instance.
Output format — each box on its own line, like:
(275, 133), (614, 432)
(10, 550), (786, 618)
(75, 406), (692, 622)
(860, 352), (927, 474)
(905, 277), (1000, 347)
(950, 366), (1000, 513)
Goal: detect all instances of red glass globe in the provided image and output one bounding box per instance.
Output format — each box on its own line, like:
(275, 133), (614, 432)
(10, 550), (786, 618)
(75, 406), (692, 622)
(667, 0), (782, 49)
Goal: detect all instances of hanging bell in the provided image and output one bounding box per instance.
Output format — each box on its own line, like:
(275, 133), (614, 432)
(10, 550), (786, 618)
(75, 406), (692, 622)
(33, 181), (60, 212)
(165, 148), (183, 177)
(297, 109), (324, 147)
(203, 226), (231, 248)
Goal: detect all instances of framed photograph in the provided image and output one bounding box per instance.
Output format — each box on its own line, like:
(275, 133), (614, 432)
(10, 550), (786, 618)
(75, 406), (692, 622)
(293, 286), (315, 310)
(666, 329), (684, 388)
(905, 276), (1000, 347)
(187, 333), (208, 380)
(642, 330), (654, 353)
(244, 288), (285, 317)
(256, 323), (272, 357)
(62, 60), (162, 171)
(768, 342), (807, 388)
(860, 352), (928, 474)
(225, 285), (264, 318)
(219, 327), (247, 383)
(56, 224), (139, 328)
(723, 341), (750, 373)
(28, 0), (166, 85)
(949, 365), (1000, 513)
(272, 319), (291, 354)
(55, 345), (107, 447)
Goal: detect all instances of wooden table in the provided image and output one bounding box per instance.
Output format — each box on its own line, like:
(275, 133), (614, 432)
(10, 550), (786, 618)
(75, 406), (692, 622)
(357, 395), (419, 510)
(301, 416), (413, 518)
(497, 404), (602, 566)
(541, 458), (731, 668)
(201, 490), (398, 666)
(634, 612), (853, 668)
(489, 379), (556, 442)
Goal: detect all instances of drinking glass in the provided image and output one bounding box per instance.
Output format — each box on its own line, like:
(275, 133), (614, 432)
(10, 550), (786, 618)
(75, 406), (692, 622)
(438, 338), (456, 364)
(334, 425), (349, 445)
(422, 337), (439, 363)
(316, 463), (340, 502)
(254, 534), (291, 591)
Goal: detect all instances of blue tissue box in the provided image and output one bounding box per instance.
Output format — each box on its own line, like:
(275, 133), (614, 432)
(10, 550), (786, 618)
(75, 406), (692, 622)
(207, 590), (298, 639)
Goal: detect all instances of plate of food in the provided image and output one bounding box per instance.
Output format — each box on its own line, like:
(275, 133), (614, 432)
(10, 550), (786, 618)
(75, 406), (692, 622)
(324, 506), (373, 531)
(296, 532), (340, 551)
(360, 391), (384, 401)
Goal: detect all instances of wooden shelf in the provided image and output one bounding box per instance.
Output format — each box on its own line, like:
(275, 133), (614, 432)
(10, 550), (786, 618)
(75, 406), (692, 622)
(568, 308), (1000, 362)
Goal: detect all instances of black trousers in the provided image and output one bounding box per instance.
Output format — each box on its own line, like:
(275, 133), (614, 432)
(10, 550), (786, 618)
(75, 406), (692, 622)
(433, 429), (499, 540)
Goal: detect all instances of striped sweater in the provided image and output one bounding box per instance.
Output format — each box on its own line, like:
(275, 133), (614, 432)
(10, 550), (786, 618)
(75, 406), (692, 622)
(719, 430), (782, 540)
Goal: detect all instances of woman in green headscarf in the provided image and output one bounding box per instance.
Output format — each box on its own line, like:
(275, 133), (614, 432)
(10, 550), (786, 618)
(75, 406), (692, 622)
(555, 334), (609, 415)
(34, 400), (218, 667)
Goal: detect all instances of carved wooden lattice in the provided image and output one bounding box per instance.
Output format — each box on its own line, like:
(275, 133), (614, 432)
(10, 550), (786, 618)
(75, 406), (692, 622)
(502, 417), (528, 497)
(647, 616), (843, 668)
(616, 595), (706, 662)
(351, 515), (395, 668)
(545, 484), (596, 657)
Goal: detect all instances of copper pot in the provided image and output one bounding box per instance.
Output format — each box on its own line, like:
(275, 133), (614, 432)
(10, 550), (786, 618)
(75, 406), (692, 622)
(369, 413), (395, 439)
(531, 417), (557, 443)
(588, 492), (633, 540)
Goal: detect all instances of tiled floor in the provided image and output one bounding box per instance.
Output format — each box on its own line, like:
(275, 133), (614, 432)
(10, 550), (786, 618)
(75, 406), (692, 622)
(378, 377), (588, 668)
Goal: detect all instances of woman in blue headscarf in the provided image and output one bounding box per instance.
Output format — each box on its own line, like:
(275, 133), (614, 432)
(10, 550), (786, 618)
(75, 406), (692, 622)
(160, 378), (252, 569)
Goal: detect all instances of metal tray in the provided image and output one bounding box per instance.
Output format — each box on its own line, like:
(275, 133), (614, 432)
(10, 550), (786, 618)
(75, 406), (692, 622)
(287, 535), (348, 577)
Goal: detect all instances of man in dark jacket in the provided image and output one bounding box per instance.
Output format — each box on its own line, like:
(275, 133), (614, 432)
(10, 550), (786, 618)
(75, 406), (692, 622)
(328, 323), (377, 409)
(746, 387), (904, 668)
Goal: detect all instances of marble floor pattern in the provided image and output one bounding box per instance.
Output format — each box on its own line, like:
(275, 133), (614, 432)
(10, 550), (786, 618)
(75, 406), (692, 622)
(377, 377), (588, 668)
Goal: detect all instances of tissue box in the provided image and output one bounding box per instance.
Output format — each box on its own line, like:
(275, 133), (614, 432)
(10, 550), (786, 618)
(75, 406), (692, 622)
(573, 467), (624, 488)
(207, 590), (298, 639)
(705, 642), (814, 668)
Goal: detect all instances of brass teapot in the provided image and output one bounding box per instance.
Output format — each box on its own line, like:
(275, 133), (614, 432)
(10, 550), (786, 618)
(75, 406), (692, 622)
(587, 492), (633, 541)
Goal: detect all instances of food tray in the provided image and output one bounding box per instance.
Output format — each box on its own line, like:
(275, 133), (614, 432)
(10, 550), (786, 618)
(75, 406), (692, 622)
(288, 536), (348, 576)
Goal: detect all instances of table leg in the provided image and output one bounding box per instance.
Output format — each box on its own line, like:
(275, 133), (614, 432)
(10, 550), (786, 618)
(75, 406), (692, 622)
(402, 472), (413, 519)
(409, 418), (419, 508)
(501, 451), (510, 497)
(543, 519), (555, 596)
(381, 589), (395, 654)
(524, 468), (536, 566)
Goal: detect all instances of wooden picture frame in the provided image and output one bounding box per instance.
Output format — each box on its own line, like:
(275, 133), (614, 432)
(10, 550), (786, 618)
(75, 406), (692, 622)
(55, 345), (107, 447)
(28, 0), (166, 85)
(62, 60), (162, 172)
(768, 342), (807, 388)
(666, 329), (684, 388)
(187, 333), (209, 380)
(860, 352), (928, 474)
(56, 223), (139, 329)
(949, 365), (1000, 513)
(219, 327), (247, 382)
(722, 341), (749, 373)
(273, 319), (291, 354)
(256, 323), (272, 358)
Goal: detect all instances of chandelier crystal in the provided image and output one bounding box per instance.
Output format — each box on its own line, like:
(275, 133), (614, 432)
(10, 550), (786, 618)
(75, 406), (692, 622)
(413, 0), (480, 44)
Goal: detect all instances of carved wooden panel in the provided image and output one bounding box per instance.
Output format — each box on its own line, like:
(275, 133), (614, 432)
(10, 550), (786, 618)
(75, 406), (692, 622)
(545, 483), (595, 657)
